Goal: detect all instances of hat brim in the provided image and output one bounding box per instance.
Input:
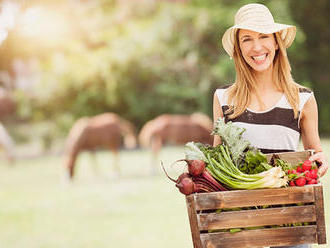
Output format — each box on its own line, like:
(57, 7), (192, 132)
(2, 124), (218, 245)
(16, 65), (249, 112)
(222, 22), (296, 57)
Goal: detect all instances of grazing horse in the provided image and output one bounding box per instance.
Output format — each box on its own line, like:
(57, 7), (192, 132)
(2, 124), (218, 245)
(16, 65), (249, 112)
(64, 113), (137, 180)
(138, 113), (213, 171)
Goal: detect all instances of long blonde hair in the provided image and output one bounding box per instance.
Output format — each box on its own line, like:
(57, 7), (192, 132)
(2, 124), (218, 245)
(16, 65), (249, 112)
(225, 31), (300, 119)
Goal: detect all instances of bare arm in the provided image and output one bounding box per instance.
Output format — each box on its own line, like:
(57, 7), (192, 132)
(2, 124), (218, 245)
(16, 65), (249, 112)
(300, 94), (328, 177)
(213, 91), (223, 147)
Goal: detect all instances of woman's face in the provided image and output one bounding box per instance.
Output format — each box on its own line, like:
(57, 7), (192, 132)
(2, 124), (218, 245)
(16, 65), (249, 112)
(238, 29), (278, 73)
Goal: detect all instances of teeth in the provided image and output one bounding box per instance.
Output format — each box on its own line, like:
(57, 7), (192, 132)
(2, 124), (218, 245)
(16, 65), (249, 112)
(253, 54), (266, 61)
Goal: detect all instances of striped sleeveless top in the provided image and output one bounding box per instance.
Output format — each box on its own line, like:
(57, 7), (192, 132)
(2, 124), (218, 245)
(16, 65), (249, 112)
(215, 86), (313, 154)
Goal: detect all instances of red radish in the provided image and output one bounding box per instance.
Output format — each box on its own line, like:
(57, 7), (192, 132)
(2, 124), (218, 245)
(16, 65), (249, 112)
(289, 181), (296, 186)
(291, 169), (297, 174)
(296, 166), (303, 173)
(302, 160), (312, 171)
(295, 177), (306, 187)
(304, 170), (311, 178)
(307, 179), (317, 185)
(310, 169), (318, 179)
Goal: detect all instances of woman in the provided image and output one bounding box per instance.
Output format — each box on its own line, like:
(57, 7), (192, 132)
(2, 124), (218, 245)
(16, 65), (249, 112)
(213, 4), (328, 248)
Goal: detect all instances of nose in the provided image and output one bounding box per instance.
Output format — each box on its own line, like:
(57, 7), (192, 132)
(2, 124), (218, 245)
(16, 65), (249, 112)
(252, 39), (263, 52)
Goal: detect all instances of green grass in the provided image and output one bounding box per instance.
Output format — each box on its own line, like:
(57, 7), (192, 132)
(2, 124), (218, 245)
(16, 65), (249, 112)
(0, 142), (329, 248)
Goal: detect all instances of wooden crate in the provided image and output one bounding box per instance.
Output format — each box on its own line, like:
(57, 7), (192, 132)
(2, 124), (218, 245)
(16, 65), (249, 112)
(186, 151), (327, 248)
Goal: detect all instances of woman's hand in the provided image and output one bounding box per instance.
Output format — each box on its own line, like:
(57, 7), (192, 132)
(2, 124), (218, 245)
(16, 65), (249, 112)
(309, 152), (328, 177)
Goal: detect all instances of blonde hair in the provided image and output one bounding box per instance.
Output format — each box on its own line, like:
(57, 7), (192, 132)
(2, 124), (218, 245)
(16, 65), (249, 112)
(225, 31), (300, 119)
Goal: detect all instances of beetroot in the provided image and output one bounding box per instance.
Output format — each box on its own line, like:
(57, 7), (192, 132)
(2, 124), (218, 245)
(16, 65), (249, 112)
(176, 177), (196, 195)
(176, 159), (206, 176)
(161, 160), (227, 195)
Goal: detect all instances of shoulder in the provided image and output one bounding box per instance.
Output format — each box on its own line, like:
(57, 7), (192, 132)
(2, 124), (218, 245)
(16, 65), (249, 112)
(299, 86), (313, 94)
(296, 85), (314, 111)
(214, 84), (233, 103)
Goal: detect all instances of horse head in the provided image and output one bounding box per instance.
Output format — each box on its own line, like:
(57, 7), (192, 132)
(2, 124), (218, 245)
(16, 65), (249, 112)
(118, 118), (137, 149)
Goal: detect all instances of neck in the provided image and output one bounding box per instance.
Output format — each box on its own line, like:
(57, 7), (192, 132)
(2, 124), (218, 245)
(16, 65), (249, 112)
(252, 65), (276, 92)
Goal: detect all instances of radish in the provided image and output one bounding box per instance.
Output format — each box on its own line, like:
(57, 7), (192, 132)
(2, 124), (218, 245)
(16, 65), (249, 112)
(302, 160), (312, 171)
(295, 177), (306, 187)
(304, 170), (311, 179)
(308, 179), (317, 184)
(289, 181), (296, 186)
(310, 169), (318, 179)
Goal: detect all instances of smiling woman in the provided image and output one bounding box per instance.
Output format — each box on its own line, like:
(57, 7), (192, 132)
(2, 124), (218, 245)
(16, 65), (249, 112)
(213, 5), (328, 247)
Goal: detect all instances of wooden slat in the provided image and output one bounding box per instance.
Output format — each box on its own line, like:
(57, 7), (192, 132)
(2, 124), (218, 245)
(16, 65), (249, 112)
(186, 195), (203, 248)
(314, 185), (327, 244)
(194, 186), (315, 211)
(198, 205), (316, 231)
(200, 226), (317, 248)
(265, 150), (312, 164)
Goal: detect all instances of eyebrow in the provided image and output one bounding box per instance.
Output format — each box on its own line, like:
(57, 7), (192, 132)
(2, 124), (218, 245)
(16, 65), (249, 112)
(240, 35), (251, 40)
(240, 33), (270, 40)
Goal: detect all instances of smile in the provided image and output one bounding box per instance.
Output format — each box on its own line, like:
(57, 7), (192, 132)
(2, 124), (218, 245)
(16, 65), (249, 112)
(251, 53), (268, 64)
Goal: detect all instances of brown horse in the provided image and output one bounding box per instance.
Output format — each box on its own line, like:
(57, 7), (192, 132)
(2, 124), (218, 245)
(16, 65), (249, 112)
(139, 113), (213, 171)
(64, 113), (137, 180)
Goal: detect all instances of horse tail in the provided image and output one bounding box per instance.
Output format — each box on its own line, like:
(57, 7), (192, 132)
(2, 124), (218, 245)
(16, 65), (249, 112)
(190, 112), (213, 131)
(118, 118), (137, 149)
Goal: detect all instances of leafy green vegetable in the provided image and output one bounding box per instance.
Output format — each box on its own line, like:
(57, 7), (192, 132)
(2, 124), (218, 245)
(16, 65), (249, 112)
(212, 118), (250, 165)
(274, 158), (293, 172)
(184, 142), (207, 162)
(240, 150), (272, 174)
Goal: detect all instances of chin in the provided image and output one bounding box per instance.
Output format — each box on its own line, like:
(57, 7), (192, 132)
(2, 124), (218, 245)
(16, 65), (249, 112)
(249, 61), (272, 72)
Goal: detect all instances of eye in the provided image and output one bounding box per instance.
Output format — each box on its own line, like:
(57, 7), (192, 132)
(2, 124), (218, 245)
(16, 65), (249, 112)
(242, 38), (251, 42)
(260, 35), (270, 39)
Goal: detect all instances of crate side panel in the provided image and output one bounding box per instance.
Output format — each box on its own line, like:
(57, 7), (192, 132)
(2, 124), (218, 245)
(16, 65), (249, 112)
(200, 226), (317, 248)
(186, 195), (203, 248)
(314, 185), (327, 244)
(198, 205), (316, 231)
(265, 150), (312, 164)
(194, 186), (315, 211)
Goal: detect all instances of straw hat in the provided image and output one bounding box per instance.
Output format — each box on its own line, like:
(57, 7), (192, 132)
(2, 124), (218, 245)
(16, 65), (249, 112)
(222, 3), (296, 57)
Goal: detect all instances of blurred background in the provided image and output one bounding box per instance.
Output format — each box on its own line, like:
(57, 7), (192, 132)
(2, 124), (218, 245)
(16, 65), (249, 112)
(0, 0), (329, 247)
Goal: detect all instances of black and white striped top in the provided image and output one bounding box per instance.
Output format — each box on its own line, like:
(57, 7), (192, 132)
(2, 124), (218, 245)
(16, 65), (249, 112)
(216, 86), (313, 154)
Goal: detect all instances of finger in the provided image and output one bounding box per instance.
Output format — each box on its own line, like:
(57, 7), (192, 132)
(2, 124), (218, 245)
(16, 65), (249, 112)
(309, 153), (322, 161)
(318, 165), (328, 178)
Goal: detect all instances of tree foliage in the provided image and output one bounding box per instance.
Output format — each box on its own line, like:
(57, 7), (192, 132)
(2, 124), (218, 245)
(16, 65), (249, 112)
(1, 0), (329, 140)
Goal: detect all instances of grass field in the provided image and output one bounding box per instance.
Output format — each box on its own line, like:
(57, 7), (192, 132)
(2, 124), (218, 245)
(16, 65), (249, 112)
(0, 141), (329, 248)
